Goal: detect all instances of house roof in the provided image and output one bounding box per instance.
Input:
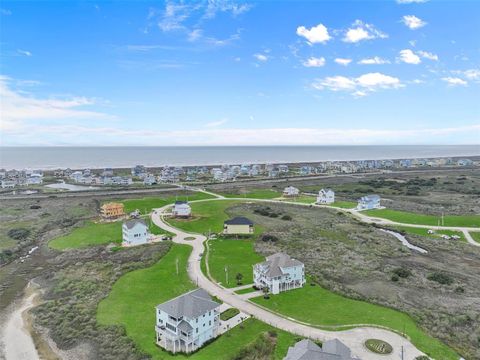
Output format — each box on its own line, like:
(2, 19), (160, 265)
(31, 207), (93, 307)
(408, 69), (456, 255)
(175, 200), (189, 205)
(156, 288), (220, 319)
(284, 339), (355, 360)
(123, 219), (147, 229)
(259, 252), (303, 278)
(224, 216), (254, 226)
(360, 194), (380, 201)
(320, 188), (333, 193)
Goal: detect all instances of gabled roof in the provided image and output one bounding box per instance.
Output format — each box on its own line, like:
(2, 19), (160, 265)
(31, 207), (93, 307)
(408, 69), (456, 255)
(156, 288), (220, 319)
(258, 252), (303, 278)
(360, 194), (380, 201)
(224, 216), (253, 226)
(320, 188), (333, 193)
(284, 339), (355, 360)
(175, 200), (189, 205)
(123, 219), (147, 229)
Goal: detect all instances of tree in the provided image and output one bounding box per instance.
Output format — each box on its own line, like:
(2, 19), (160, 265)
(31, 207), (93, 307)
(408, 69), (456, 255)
(262, 287), (270, 299)
(235, 273), (243, 285)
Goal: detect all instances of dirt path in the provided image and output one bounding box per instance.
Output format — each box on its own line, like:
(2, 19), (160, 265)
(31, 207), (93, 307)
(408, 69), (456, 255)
(0, 283), (40, 360)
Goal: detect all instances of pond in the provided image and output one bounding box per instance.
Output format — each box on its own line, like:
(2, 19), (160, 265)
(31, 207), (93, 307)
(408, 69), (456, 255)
(45, 181), (98, 191)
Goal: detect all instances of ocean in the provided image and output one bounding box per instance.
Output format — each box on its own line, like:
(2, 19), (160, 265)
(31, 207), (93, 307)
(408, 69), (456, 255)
(0, 145), (479, 170)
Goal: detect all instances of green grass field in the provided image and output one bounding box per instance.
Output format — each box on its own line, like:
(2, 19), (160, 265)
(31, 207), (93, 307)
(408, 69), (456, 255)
(252, 283), (458, 360)
(221, 189), (281, 199)
(97, 244), (296, 359)
(470, 232), (480, 243)
(168, 200), (242, 234)
(364, 209), (480, 228)
(49, 221), (122, 250)
(121, 192), (215, 214)
(49, 218), (166, 250)
(278, 195), (316, 204)
(329, 201), (357, 209)
(235, 287), (258, 295)
(392, 226), (466, 242)
(207, 238), (264, 287)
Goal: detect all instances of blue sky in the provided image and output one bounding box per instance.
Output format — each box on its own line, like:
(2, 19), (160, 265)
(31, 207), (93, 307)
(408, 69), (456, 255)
(1, 0), (479, 146)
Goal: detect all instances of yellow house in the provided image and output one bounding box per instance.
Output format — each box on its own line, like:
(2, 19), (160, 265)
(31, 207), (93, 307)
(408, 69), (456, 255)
(101, 202), (125, 219)
(223, 217), (254, 235)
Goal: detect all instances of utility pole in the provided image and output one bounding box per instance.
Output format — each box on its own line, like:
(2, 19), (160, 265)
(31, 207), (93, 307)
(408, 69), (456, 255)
(401, 345), (404, 360)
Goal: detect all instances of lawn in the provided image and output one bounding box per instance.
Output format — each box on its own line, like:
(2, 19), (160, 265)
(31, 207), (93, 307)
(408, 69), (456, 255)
(206, 238), (264, 287)
(252, 283), (458, 360)
(278, 195), (316, 204)
(392, 226), (466, 242)
(167, 200), (243, 234)
(220, 308), (240, 321)
(329, 201), (357, 209)
(235, 287), (258, 295)
(221, 189), (281, 199)
(470, 232), (480, 243)
(97, 244), (297, 359)
(120, 191), (215, 215)
(364, 209), (480, 228)
(49, 218), (167, 250)
(49, 221), (122, 250)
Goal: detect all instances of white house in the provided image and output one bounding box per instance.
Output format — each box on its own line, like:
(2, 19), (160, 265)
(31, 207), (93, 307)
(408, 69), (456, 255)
(254, 253), (305, 295)
(284, 338), (358, 360)
(316, 188), (334, 204)
(172, 201), (191, 218)
(357, 194), (381, 210)
(1, 180), (15, 189)
(122, 219), (149, 246)
(223, 217), (254, 235)
(155, 288), (220, 354)
(283, 186), (300, 197)
(27, 173), (43, 185)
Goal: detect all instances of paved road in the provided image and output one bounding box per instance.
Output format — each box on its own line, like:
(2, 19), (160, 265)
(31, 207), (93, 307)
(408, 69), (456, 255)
(151, 204), (428, 360)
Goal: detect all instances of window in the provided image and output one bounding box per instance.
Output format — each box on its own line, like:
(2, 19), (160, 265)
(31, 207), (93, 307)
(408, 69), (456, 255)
(209, 320), (211, 326)
(196, 318), (198, 323)
(196, 328), (198, 333)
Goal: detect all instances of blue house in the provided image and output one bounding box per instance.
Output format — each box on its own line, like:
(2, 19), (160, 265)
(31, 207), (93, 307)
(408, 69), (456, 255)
(357, 194), (381, 210)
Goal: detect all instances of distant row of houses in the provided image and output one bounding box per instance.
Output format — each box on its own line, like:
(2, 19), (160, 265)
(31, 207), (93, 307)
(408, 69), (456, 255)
(4, 156), (472, 189)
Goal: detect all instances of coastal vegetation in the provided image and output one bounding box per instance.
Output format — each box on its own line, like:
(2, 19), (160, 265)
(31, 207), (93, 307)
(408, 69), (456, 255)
(120, 192), (215, 214)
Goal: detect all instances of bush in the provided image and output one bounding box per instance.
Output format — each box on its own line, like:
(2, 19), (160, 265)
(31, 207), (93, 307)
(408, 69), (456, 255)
(281, 214), (292, 221)
(393, 267), (412, 279)
(30, 205), (42, 209)
(455, 286), (465, 294)
(7, 228), (31, 240)
(391, 275), (399, 282)
(427, 272), (453, 285)
(260, 234), (279, 243)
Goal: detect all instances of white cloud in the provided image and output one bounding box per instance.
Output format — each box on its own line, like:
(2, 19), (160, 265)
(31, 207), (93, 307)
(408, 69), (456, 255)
(253, 53), (268, 62)
(463, 69), (480, 80)
(358, 56), (390, 65)
(313, 72), (402, 96)
(417, 50), (438, 61)
(17, 49), (32, 57)
(397, 0), (429, 3)
(303, 57), (326, 67)
(187, 29), (203, 42)
(334, 58), (352, 66)
(205, 118), (228, 128)
(0, 75), (113, 132)
(6, 124), (478, 146)
(1, 8), (12, 15)
(402, 15), (427, 29)
(398, 49), (421, 64)
(296, 24), (331, 44)
(442, 77), (467, 86)
(342, 20), (387, 43)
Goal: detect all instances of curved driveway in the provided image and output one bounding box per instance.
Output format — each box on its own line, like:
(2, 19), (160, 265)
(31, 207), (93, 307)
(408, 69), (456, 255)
(151, 202), (429, 360)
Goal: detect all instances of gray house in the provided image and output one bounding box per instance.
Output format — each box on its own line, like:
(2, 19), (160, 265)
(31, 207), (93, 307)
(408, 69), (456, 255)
(155, 288), (220, 353)
(284, 338), (358, 360)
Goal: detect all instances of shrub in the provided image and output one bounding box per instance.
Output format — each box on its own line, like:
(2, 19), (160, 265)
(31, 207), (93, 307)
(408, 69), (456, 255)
(7, 228), (31, 240)
(455, 286), (465, 294)
(260, 234), (279, 243)
(393, 267), (412, 279)
(30, 205), (42, 209)
(427, 272), (453, 285)
(281, 214), (292, 221)
(391, 275), (399, 282)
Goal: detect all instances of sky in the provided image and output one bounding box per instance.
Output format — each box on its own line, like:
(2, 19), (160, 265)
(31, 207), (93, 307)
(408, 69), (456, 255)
(0, 0), (479, 146)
